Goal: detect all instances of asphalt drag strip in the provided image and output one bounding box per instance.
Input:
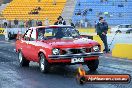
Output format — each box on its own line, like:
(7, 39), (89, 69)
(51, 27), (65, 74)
(0, 41), (132, 88)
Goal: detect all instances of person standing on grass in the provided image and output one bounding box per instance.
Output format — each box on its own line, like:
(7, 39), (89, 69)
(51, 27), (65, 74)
(96, 17), (109, 53)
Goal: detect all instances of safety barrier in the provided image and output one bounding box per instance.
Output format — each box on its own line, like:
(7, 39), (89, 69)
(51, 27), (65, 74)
(112, 43), (132, 59)
(93, 35), (104, 51)
(78, 28), (95, 33)
(0, 28), (5, 35)
(78, 28), (111, 34)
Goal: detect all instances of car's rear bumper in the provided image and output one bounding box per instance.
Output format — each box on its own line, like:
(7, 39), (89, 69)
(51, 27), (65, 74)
(48, 52), (103, 59)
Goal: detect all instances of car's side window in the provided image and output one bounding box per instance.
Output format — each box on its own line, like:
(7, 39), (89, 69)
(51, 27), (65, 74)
(30, 30), (36, 41)
(24, 29), (32, 41)
(37, 28), (45, 40)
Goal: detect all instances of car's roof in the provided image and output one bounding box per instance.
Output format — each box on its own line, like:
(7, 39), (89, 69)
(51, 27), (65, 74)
(30, 25), (72, 29)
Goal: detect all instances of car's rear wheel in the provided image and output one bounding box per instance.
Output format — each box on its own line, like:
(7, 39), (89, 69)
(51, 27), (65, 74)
(87, 59), (99, 71)
(18, 51), (30, 67)
(39, 53), (50, 73)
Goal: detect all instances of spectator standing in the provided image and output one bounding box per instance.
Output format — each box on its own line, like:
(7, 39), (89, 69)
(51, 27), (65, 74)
(32, 19), (35, 26)
(54, 17), (59, 25)
(36, 19), (39, 26)
(96, 17), (109, 53)
(37, 20), (42, 26)
(28, 18), (32, 27)
(58, 16), (66, 25)
(8, 20), (12, 28)
(44, 18), (49, 26)
(3, 19), (8, 28)
(14, 18), (18, 28)
(54, 16), (66, 25)
(20, 19), (24, 28)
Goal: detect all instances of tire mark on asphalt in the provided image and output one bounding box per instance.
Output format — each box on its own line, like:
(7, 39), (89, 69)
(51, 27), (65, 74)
(0, 50), (17, 62)
(0, 47), (16, 53)
(99, 65), (132, 74)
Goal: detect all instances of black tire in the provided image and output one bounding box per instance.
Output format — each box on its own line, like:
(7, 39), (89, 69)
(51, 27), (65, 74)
(87, 59), (99, 71)
(18, 51), (30, 67)
(116, 30), (121, 33)
(39, 53), (50, 73)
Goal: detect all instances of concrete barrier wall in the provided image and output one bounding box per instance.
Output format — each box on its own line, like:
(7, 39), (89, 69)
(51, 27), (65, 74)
(112, 44), (132, 59)
(78, 28), (111, 34)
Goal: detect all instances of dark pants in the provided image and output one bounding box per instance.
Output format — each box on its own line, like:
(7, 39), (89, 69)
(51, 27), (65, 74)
(4, 22), (7, 28)
(99, 34), (109, 53)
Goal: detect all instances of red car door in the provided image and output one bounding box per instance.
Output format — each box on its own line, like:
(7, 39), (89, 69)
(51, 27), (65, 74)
(26, 29), (38, 62)
(22, 29), (32, 60)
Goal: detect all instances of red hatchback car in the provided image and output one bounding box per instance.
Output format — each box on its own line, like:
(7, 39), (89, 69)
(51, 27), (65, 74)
(16, 25), (103, 73)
